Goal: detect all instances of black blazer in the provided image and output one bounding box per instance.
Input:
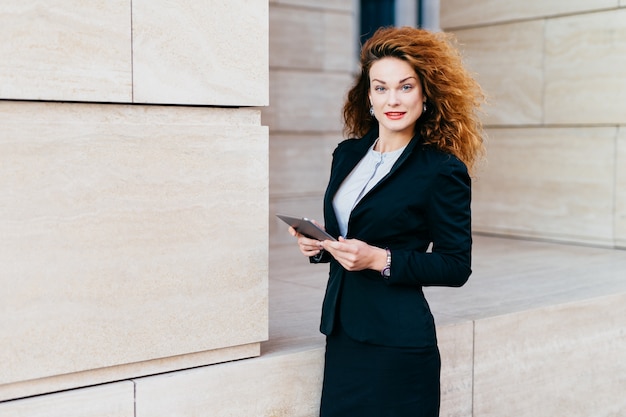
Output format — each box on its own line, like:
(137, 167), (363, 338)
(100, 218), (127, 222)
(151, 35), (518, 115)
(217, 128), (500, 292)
(314, 128), (472, 348)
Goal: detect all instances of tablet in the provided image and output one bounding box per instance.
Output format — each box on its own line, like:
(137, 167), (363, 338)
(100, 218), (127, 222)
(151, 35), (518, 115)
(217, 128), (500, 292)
(276, 214), (336, 241)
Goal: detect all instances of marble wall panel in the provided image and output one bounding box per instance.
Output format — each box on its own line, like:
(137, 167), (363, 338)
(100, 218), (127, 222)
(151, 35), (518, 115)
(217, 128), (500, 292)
(440, 0), (617, 29)
(270, 0), (353, 12)
(269, 132), (342, 246)
(270, 6), (353, 71)
(270, 133), (338, 198)
(132, 0), (268, 106)
(544, 9), (626, 125)
(270, 7), (326, 69)
(322, 10), (356, 72)
(0, 382), (134, 417)
(437, 323), (474, 417)
(453, 21), (544, 126)
(616, 127), (626, 249)
(473, 293), (626, 417)
(135, 348), (325, 417)
(264, 70), (351, 132)
(0, 0), (131, 102)
(0, 344), (259, 402)
(0, 102), (268, 389)
(472, 127), (617, 246)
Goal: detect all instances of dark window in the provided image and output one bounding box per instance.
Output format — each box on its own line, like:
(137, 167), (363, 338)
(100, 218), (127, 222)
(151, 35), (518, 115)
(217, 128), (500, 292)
(359, 0), (395, 44)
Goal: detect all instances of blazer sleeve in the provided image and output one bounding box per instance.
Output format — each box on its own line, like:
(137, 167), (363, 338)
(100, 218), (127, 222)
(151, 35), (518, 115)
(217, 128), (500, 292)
(386, 157), (472, 287)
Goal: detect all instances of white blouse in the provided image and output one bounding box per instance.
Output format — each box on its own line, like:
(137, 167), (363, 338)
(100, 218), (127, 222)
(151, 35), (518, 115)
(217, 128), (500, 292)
(332, 140), (406, 237)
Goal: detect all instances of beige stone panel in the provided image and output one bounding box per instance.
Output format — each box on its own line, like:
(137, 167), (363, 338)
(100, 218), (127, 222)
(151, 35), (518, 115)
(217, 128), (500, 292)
(453, 21), (544, 126)
(472, 127), (616, 245)
(473, 293), (626, 417)
(270, 7), (325, 69)
(132, 0), (268, 106)
(270, 6), (353, 72)
(616, 127), (626, 249)
(270, 0), (353, 11)
(269, 133), (341, 246)
(0, 344), (258, 403)
(0, 0), (131, 102)
(0, 382), (134, 417)
(265, 70), (351, 132)
(0, 102), (268, 387)
(545, 10), (626, 124)
(323, 10), (356, 72)
(441, 0), (617, 29)
(437, 322), (473, 417)
(135, 348), (325, 417)
(270, 133), (338, 197)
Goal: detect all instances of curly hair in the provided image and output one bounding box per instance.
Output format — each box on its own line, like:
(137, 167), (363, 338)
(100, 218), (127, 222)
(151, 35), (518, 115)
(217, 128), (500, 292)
(343, 26), (485, 174)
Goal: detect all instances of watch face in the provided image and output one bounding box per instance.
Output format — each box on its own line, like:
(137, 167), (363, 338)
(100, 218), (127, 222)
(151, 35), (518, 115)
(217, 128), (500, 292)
(382, 267), (391, 278)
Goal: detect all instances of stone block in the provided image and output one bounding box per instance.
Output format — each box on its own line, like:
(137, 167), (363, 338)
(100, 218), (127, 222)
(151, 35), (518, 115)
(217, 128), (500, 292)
(265, 70), (350, 132)
(441, 0), (617, 29)
(616, 128), (626, 249)
(472, 127), (616, 245)
(270, 7), (325, 70)
(132, 0), (268, 106)
(473, 293), (626, 417)
(544, 9), (626, 125)
(438, 322), (473, 417)
(269, 0), (352, 12)
(0, 0), (131, 102)
(270, 133), (338, 197)
(270, 6), (353, 72)
(135, 348), (325, 417)
(0, 382), (134, 417)
(322, 10), (355, 72)
(0, 101), (268, 398)
(453, 21), (544, 126)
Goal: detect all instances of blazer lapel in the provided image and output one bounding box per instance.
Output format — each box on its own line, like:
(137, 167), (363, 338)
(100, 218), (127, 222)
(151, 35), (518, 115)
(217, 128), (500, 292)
(325, 129), (378, 200)
(323, 129), (421, 238)
(347, 132), (421, 214)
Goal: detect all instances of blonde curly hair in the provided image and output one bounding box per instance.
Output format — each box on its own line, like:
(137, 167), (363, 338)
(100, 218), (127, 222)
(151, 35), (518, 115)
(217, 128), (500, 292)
(343, 26), (485, 174)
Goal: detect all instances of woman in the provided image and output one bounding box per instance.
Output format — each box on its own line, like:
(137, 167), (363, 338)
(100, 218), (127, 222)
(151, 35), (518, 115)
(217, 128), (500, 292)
(289, 26), (485, 417)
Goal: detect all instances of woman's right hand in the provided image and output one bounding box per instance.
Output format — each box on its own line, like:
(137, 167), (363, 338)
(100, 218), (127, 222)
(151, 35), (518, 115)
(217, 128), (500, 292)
(289, 226), (324, 257)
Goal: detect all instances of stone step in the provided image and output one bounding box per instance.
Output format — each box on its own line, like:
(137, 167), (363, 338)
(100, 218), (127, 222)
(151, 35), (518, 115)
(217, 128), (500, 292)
(2, 235), (625, 417)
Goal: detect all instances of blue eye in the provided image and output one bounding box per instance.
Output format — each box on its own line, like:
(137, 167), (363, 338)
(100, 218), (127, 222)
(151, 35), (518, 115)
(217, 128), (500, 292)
(374, 86), (386, 92)
(402, 84), (413, 91)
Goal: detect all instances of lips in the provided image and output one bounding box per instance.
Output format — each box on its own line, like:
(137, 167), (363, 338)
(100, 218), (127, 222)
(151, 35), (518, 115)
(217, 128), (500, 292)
(385, 112), (405, 120)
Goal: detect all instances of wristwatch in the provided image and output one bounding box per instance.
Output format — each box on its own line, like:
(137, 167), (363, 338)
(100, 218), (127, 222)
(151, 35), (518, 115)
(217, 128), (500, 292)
(381, 247), (391, 279)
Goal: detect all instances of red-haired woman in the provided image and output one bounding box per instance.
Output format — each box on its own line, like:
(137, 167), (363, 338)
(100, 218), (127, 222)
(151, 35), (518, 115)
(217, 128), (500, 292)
(289, 26), (485, 417)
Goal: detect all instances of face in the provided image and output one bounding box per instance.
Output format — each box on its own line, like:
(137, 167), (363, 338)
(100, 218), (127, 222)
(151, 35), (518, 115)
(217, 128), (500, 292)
(368, 57), (425, 139)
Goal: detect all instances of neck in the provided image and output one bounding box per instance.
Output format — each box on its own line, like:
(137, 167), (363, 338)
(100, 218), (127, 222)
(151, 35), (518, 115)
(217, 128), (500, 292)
(374, 132), (412, 153)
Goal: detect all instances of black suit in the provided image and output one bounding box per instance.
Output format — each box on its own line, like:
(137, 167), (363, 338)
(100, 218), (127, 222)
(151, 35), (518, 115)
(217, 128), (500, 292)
(314, 128), (472, 348)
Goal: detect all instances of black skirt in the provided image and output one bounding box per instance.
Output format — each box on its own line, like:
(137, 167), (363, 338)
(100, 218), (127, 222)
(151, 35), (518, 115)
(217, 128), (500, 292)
(319, 322), (441, 417)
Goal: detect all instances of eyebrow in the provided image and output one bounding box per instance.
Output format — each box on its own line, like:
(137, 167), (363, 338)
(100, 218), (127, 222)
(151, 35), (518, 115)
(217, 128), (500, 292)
(371, 76), (417, 84)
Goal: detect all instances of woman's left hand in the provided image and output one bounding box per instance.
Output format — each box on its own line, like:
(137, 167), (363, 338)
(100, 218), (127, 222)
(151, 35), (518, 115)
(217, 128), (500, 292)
(321, 237), (387, 272)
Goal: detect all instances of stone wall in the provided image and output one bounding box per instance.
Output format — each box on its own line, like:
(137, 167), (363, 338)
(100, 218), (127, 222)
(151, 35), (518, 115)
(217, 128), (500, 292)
(440, 0), (626, 248)
(267, 0), (355, 246)
(0, 0), (269, 402)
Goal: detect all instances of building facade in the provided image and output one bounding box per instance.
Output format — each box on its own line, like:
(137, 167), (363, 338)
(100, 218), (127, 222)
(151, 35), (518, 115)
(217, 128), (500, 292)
(1, 0), (625, 416)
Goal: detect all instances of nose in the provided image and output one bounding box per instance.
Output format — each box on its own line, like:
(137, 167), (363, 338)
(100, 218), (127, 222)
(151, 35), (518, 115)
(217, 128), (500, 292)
(387, 90), (400, 106)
